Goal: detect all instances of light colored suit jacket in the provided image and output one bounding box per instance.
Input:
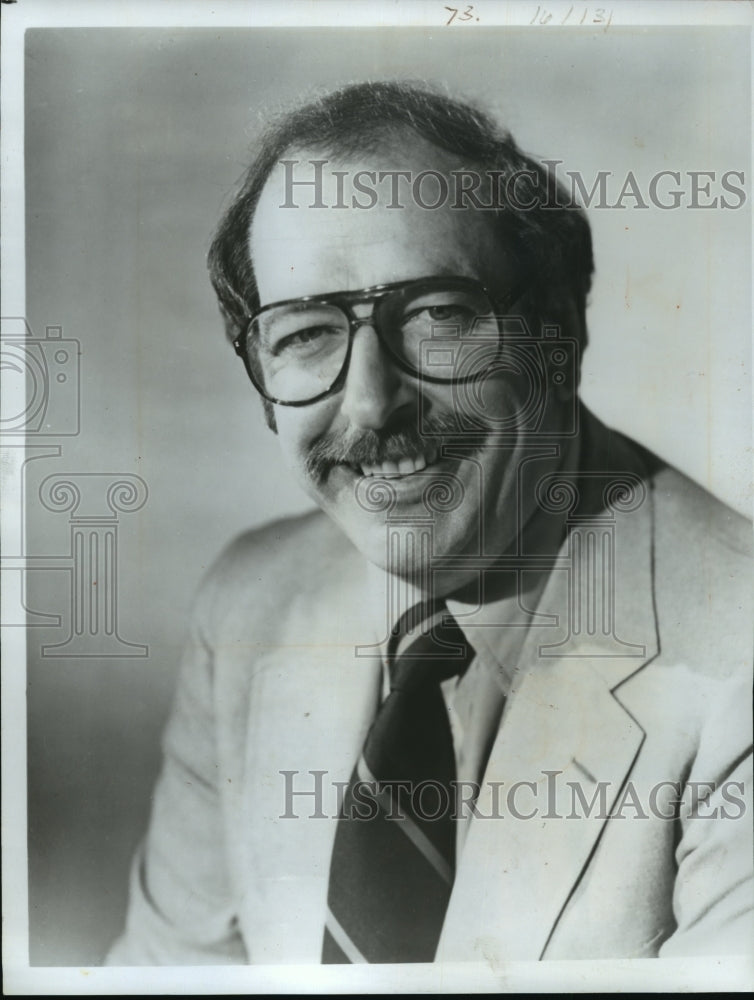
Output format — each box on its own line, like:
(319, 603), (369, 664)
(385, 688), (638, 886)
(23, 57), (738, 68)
(108, 412), (753, 965)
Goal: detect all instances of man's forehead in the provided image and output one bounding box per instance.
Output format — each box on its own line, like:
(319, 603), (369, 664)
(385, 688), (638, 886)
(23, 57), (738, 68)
(249, 142), (513, 303)
(260, 134), (473, 204)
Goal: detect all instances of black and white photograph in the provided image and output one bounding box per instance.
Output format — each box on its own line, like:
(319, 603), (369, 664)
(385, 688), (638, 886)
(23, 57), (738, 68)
(2, 1), (752, 993)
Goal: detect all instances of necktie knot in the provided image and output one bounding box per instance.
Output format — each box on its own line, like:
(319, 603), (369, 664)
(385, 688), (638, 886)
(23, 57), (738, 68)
(388, 602), (473, 694)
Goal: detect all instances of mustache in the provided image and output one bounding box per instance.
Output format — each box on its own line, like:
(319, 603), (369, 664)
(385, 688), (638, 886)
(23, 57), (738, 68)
(304, 413), (490, 484)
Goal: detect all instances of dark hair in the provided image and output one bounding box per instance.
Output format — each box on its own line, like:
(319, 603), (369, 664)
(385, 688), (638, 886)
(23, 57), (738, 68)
(208, 79), (594, 365)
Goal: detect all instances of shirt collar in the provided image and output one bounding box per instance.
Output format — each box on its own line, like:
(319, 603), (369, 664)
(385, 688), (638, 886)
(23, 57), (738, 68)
(365, 559), (550, 696)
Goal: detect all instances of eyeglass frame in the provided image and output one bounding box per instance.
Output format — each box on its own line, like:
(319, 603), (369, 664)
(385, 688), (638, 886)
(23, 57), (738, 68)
(232, 274), (529, 407)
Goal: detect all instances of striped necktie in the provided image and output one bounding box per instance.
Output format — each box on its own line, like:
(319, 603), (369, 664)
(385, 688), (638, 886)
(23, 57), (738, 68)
(323, 602), (474, 964)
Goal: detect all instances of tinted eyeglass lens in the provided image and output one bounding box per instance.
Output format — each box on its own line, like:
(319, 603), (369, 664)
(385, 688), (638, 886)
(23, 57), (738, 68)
(384, 284), (498, 381)
(249, 302), (351, 402)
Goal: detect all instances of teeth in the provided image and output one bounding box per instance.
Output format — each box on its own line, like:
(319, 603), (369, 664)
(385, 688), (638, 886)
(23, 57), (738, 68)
(359, 453), (433, 477)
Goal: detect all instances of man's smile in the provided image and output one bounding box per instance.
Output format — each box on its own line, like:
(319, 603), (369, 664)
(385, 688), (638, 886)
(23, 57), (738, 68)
(357, 448), (437, 478)
(329, 444), (460, 488)
(327, 444), (479, 514)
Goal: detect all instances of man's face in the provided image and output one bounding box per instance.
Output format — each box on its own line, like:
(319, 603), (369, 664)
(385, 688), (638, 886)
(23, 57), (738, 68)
(249, 140), (567, 589)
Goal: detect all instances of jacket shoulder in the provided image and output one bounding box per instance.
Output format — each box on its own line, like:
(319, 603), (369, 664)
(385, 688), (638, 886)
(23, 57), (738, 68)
(212, 508), (349, 578)
(651, 462), (751, 558)
(191, 509), (360, 638)
(582, 411), (751, 679)
(647, 462), (752, 680)
(583, 408), (751, 557)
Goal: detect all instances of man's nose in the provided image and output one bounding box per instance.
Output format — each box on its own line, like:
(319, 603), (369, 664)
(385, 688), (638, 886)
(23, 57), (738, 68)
(339, 323), (412, 430)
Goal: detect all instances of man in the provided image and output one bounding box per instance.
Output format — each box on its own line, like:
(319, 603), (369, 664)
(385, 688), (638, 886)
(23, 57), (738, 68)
(107, 82), (752, 965)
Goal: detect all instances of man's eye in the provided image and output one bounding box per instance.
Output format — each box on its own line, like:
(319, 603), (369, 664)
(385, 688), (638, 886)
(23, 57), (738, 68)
(404, 304), (475, 326)
(272, 326), (340, 355)
(428, 305), (464, 321)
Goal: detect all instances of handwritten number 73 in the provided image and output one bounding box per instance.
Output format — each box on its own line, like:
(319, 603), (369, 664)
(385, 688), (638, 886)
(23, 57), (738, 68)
(445, 5), (479, 24)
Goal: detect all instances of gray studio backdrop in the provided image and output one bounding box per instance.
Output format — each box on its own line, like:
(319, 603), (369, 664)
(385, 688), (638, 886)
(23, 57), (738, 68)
(23, 27), (750, 964)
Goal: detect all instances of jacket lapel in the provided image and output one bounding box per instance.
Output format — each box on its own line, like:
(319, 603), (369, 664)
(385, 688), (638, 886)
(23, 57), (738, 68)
(438, 453), (659, 961)
(436, 651), (647, 962)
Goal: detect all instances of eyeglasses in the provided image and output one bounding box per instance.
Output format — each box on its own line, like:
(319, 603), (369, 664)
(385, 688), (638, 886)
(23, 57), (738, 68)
(233, 274), (527, 406)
